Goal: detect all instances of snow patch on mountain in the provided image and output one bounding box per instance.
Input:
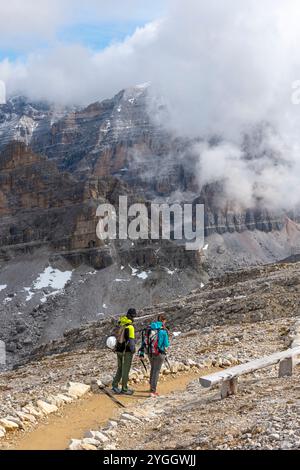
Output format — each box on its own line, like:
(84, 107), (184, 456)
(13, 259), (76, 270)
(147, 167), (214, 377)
(33, 267), (73, 290)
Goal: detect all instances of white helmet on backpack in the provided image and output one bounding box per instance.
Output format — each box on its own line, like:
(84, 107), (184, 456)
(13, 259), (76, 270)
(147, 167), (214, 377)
(106, 336), (117, 350)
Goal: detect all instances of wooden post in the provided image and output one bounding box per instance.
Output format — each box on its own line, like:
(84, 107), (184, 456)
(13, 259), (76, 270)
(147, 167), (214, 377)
(279, 357), (294, 378)
(220, 378), (238, 399)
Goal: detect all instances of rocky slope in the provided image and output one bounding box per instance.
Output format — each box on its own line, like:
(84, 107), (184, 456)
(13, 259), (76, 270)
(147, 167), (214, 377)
(1, 88), (300, 369)
(0, 260), (300, 450)
(28, 260), (300, 360)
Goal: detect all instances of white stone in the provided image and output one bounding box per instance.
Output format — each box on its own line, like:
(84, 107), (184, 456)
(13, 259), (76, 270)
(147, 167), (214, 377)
(222, 359), (232, 367)
(81, 443), (97, 451)
(203, 359), (213, 368)
(67, 382), (91, 398)
(103, 444), (117, 450)
(195, 363), (204, 369)
(107, 420), (118, 428)
(105, 429), (117, 438)
(170, 363), (180, 373)
(55, 393), (73, 404)
(69, 439), (83, 450)
(16, 411), (37, 424)
(0, 418), (19, 431)
(121, 413), (141, 424)
(100, 375), (113, 387)
(82, 438), (100, 446)
(5, 416), (24, 429)
(22, 404), (43, 417)
(85, 430), (109, 443)
(45, 395), (65, 407)
(36, 400), (58, 415)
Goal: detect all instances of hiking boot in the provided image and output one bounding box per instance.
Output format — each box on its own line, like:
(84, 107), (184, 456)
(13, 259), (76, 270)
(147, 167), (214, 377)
(111, 387), (121, 394)
(121, 389), (134, 396)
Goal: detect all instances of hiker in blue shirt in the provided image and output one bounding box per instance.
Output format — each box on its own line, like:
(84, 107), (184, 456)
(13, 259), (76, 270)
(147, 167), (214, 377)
(139, 314), (170, 397)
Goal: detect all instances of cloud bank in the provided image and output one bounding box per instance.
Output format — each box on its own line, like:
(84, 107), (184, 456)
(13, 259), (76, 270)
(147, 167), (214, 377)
(1, 0), (300, 209)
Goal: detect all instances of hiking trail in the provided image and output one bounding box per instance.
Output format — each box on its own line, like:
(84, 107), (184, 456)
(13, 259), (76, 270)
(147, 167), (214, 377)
(10, 370), (201, 450)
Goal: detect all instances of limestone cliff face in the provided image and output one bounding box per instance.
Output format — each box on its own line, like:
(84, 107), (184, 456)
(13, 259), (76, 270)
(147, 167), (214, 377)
(0, 88), (295, 244)
(0, 88), (198, 199)
(0, 142), (199, 271)
(0, 142), (107, 254)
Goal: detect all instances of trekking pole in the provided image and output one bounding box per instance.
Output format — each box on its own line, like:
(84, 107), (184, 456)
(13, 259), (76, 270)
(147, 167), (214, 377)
(99, 385), (126, 408)
(140, 357), (148, 373)
(165, 355), (172, 371)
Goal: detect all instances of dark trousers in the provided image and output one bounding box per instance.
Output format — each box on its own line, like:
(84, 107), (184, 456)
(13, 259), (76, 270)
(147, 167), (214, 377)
(150, 354), (165, 392)
(112, 351), (133, 391)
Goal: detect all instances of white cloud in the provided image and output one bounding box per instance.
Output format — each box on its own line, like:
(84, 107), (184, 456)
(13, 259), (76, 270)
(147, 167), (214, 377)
(1, 0), (300, 209)
(0, 0), (165, 48)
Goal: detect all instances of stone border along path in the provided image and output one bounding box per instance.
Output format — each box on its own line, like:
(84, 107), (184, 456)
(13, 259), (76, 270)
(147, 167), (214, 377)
(0, 382), (91, 440)
(0, 357), (209, 446)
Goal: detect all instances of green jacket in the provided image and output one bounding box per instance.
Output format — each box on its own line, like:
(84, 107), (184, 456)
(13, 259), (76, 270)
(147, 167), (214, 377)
(116, 315), (135, 353)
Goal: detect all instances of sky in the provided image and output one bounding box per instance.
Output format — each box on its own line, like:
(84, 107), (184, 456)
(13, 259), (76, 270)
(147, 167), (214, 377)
(1, 0), (300, 209)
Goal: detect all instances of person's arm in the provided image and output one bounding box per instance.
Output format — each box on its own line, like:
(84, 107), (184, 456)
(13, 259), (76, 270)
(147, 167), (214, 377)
(158, 330), (170, 353)
(164, 330), (170, 349)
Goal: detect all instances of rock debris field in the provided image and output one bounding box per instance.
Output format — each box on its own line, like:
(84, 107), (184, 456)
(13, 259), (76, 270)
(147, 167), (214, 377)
(1, 261), (300, 450)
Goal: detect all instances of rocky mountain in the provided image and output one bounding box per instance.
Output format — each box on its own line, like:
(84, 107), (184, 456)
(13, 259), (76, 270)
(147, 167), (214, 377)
(1, 87), (300, 368)
(1, 260), (300, 450)
(0, 87), (298, 238)
(0, 87), (197, 197)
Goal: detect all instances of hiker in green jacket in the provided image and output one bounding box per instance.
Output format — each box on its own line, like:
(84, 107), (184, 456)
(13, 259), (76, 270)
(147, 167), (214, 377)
(112, 308), (136, 395)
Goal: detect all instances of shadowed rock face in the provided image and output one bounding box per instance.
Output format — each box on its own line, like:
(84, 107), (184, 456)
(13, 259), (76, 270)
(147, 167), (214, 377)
(0, 141), (203, 273)
(0, 88), (294, 242)
(0, 89), (198, 199)
(0, 141), (119, 258)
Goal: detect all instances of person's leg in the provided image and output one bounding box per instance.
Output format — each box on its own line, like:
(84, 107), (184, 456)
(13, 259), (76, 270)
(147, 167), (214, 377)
(122, 352), (133, 391)
(150, 355), (165, 393)
(149, 356), (154, 390)
(112, 352), (123, 389)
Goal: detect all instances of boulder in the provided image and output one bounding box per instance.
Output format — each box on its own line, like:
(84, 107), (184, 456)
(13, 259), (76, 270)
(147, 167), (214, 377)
(67, 382), (91, 398)
(84, 430), (109, 443)
(22, 404), (42, 417)
(82, 438), (100, 447)
(81, 444), (98, 451)
(121, 413), (141, 424)
(16, 411), (37, 424)
(5, 416), (24, 429)
(69, 439), (83, 450)
(107, 420), (118, 428)
(36, 400), (58, 415)
(55, 393), (73, 404)
(45, 395), (63, 407)
(100, 376), (113, 387)
(0, 418), (19, 431)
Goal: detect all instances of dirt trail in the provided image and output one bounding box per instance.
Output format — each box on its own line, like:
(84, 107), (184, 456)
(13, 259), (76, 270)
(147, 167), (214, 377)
(11, 371), (201, 451)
